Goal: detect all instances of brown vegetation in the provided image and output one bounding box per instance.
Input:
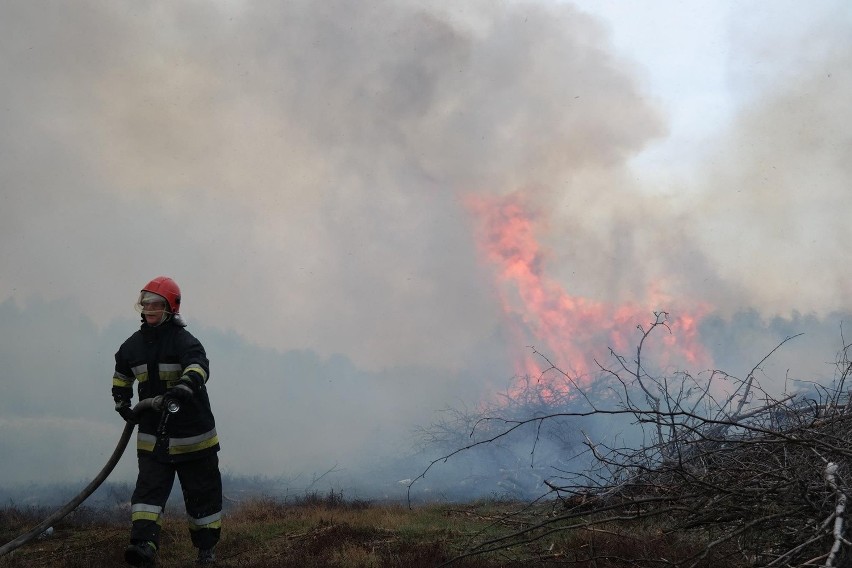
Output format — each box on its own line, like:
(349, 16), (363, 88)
(0, 493), (688, 567)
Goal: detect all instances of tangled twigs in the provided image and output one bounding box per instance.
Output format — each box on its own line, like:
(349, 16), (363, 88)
(417, 313), (852, 566)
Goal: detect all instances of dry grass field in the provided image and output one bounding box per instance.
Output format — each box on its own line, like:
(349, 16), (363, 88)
(0, 492), (721, 568)
(0, 494), (530, 568)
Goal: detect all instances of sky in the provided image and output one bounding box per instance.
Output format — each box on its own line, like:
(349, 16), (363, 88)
(1, 0), (851, 497)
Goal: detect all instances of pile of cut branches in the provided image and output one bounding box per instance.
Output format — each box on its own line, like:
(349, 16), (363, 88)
(419, 313), (852, 567)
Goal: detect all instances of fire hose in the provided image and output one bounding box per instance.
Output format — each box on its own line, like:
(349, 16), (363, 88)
(0, 396), (180, 557)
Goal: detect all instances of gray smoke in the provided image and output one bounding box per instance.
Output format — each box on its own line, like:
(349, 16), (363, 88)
(1, 1), (850, 494)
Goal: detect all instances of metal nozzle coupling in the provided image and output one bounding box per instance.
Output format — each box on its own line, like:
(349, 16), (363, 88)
(153, 395), (181, 414)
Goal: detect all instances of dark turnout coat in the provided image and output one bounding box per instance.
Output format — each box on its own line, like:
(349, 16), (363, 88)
(112, 318), (219, 462)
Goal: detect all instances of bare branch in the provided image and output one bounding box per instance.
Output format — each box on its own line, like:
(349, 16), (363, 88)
(415, 313), (852, 566)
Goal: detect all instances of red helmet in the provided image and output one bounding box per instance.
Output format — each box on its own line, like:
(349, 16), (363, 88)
(141, 276), (181, 314)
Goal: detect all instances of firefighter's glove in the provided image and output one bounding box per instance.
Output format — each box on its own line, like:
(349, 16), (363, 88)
(166, 380), (194, 405)
(115, 399), (138, 424)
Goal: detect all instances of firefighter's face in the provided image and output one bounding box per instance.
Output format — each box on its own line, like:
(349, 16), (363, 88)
(141, 300), (167, 325)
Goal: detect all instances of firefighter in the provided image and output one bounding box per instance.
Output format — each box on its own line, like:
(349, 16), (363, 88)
(112, 277), (222, 566)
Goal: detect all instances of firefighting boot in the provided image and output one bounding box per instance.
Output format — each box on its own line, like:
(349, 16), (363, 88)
(124, 541), (157, 567)
(197, 547), (216, 564)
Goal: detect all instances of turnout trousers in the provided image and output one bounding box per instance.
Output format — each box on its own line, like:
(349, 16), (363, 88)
(129, 453), (222, 550)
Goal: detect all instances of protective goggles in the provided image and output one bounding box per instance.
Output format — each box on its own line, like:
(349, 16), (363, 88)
(134, 292), (171, 315)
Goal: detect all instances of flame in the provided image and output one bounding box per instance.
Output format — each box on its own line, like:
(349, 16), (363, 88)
(466, 191), (710, 394)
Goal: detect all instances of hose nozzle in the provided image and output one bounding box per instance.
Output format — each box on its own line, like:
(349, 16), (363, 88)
(152, 395), (181, 414)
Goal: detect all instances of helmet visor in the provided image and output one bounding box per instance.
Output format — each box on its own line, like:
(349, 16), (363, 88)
(134, 292), (171, 315)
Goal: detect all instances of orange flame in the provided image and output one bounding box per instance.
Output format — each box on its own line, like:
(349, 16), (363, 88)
(466, 191), (710, 394)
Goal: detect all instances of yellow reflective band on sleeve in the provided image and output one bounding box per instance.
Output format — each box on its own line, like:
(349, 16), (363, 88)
(137, 433), (156, 452)
(113, 372), (134, 388)
(184, 364), (208, 383)
(187, 511), (222, 531)
(169, 429), (218, 455)
(131, 364), (149, 383)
